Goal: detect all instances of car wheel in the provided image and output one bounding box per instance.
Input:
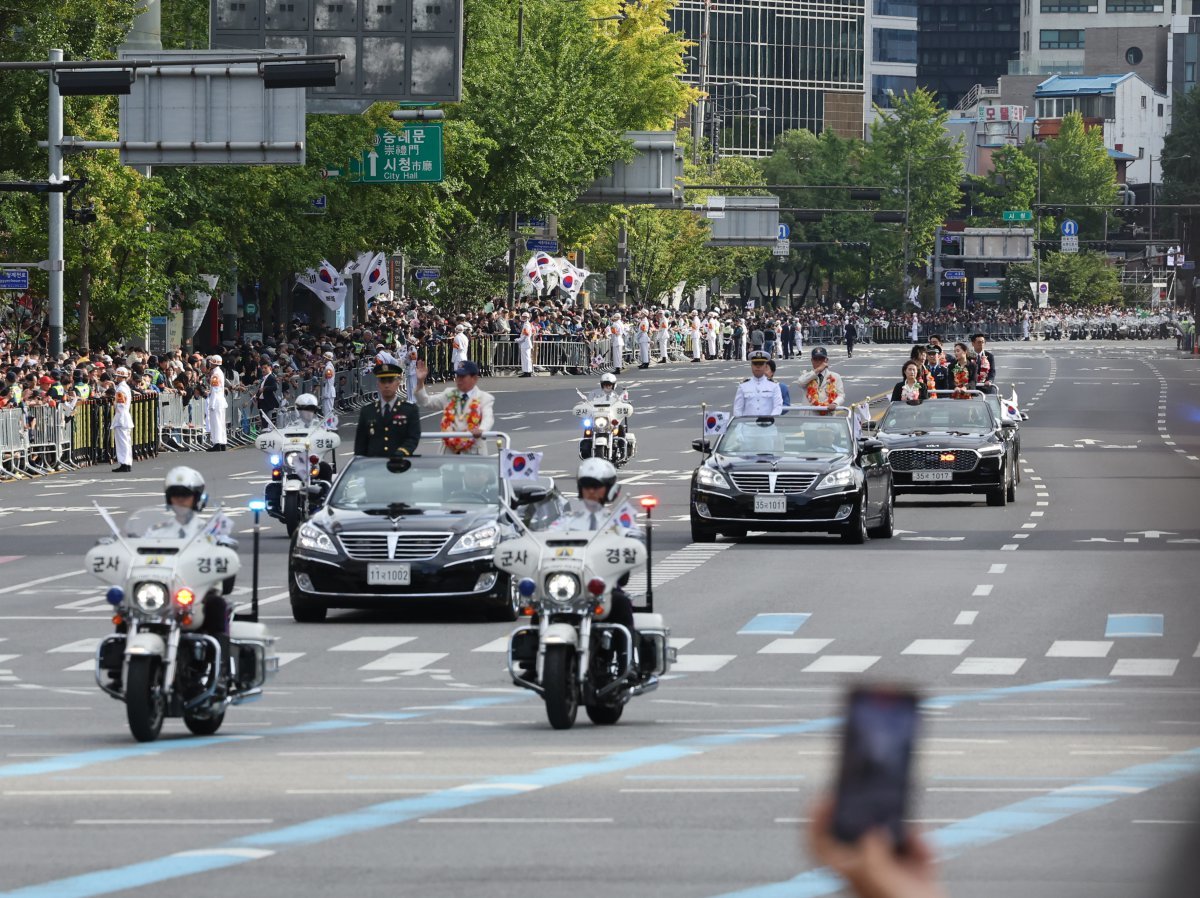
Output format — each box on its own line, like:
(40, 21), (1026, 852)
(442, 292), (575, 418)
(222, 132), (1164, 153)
(986, 469), (1008, 507)
(840, 497), (868, 544)
(867, 485), (895, 539)
(486, 574), (521, 622)
(690, 514), (717, 543)
(290, 582), (328, 623)
(721, 527), (747, 541)
(1006, 465), (1017, 502)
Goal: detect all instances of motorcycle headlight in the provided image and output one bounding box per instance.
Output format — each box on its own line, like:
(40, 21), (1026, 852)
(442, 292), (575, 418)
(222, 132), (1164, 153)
(133, 582), (169, 614)
(297, 522), (338, 555)
(545, 572), (580, 603)
(449, 524), (499, 555)
(284, 451), (304, 471)
(696, 466), (730, 490)
(816, 467), (855, 491)
(593, 416), (610, 432)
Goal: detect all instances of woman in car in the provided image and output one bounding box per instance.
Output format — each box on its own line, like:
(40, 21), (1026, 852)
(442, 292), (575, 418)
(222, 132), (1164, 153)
(948, 342), (978, 398)
(890, 361), (928, 404)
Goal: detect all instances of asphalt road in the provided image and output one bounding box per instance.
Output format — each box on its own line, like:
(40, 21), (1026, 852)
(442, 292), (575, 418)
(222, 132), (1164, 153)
(0, 338), (1197, 898)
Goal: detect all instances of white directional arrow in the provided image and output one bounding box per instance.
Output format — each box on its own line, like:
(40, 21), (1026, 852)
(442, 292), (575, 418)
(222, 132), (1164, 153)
(1129, 531), (1177, 539)
(368, 150), (378, 177)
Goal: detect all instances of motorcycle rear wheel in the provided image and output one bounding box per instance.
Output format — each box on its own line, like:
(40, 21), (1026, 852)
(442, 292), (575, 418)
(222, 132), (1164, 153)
(543, 645), (579, 730)
(125, 656), (165, 743)
(184, 708), (225, 736)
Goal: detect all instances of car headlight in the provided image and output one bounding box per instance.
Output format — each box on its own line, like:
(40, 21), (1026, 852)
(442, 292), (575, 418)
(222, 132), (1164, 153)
(545, 572), (580, 603)
(449, 523), (499, 555)
(133, 582), (169, 614)
(297, 522), (338, 555)
(816, 467), (855, 491)
(696, 467), (730, 490)
(593, 416), (610, 432)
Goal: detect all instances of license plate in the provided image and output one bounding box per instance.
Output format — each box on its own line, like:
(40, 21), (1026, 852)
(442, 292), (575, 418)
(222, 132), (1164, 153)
(367, 563), (412, 585)
(754, 494), (787, 513)
(913, 470), (953, 482)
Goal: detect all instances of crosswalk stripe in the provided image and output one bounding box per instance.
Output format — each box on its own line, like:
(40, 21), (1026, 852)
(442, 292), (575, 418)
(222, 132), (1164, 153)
(358, 653), (448, 672)
(47, 638), (102, 653)
(329, 637), (417, 652)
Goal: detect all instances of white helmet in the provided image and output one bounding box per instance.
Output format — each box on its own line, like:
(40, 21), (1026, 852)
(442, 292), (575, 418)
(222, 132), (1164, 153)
(295, 393), (320, 412)
(577, 458), (618, 503)
(600, 373), (617, 387)
(164, 466), (207, 512)
(208, 354), (223, 366)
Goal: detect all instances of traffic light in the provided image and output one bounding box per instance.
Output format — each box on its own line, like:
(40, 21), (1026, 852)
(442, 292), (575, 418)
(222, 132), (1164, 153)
(1037, 205), (1066, 217)
(848, 188), (882, 201)
(1033, 240), (1055, 251)
(873, 211), (906, 223)
(792, 210), (824, 221)
(839, 241), (870, 250)
(605, 270), (617, 296)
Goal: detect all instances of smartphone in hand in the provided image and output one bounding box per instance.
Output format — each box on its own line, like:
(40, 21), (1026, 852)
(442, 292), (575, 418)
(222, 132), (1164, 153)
(831, 686), (920, 850)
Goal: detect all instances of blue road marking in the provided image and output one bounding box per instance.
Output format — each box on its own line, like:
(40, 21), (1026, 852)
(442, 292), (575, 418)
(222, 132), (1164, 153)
(738, 613), (811, 635)
(709, 747), (1200, 898)
(1105, 613), (1163, 637)
(0, 679), (1108, 898)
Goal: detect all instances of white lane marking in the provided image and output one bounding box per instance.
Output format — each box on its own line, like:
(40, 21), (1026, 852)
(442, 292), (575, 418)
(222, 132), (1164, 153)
(1109, 658), (1179, 676)
(328, 637), (417, 652)
(670, 655), (735, 672)
(5, 790), (172, 796)
(471, 637), (510, 653)
(988, 564), (1006, 574)
(1046, 640), (1113, 658)
(953, 657), (1026, 675)
(620, 787), (801, 794)
(1030, 511), (1044, 517)
(803, 655), (880, 674)
(358, 653), (448, 672)
(47, 638), (102, 653)
(274, 653), (305, 667)
(418, 817), (613, 824)
(1021, 523), (1038, 529)
(285, 789), (432, 795)
(902, 639), (973, 656)
(75, 819), (274, 825)
(954, 611), (978, 626)
(1001, 544), (1019, 551)
(0, 569), (87, 595)
(62, 661), (94, 672)
(972, 585), (994, 597)
(757, 639), (834, 655)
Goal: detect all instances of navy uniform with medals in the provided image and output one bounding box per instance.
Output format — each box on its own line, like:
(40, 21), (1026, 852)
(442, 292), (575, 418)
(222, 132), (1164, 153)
(355, 359), (421, 458)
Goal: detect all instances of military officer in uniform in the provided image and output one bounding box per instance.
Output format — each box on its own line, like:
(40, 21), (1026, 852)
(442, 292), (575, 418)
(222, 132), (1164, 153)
(733, 351), (784, 417)
(354, 355), (420, 458)
(111, 366), (135, 472)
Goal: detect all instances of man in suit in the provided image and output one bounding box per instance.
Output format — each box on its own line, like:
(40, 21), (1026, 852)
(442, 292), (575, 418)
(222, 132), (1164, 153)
(413, 359), (496, 455)
(971, 333), (997, 394)
(355, 356), (420, 458)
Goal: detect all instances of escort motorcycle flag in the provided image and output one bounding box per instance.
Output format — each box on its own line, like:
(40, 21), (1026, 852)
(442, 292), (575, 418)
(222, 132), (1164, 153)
(703, 410), (730, 435)
(501, 449), (543, 482)
(613, 500), (639, 530)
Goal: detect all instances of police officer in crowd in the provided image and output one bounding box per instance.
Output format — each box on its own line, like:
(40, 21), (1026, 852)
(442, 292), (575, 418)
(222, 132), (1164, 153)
(733, 350), (784, 416)
(354, 355), (420, 458)
(110, 366), (134, 473)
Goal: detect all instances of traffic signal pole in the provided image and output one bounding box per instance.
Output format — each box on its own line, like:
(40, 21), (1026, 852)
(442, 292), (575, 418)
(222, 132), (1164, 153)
(48, 48), (64, 358)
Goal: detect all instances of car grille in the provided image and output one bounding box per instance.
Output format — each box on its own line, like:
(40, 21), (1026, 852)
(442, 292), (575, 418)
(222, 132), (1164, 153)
(888, 449), (979, 473)
(729, 472), (818, 493)
(337, 532), (454, 561)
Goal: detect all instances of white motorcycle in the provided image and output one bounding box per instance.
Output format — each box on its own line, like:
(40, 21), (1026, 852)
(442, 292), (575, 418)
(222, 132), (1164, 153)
(256, 409), (341, 534)
(498, 504), (673, 730)
(573, 391), (636, 467)
(88, 507), (278, 742)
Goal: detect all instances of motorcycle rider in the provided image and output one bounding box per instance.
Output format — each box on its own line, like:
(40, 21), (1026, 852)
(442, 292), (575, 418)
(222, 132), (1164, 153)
(294, 392), (336, 483)
(587, 372), (620, 403)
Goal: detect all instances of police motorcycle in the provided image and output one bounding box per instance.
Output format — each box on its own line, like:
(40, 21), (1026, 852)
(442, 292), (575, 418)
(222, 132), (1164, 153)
(88, 479), (278, 742)
(255, 393), (341, 535)
(497, 486), (673, 730)
(573, 381), (636, 467)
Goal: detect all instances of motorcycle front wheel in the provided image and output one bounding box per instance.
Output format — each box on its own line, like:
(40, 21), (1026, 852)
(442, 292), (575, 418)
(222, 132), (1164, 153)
(542, 645), (579, 730)
(283, 490), (302, 535)
(125, 656), (166, 743)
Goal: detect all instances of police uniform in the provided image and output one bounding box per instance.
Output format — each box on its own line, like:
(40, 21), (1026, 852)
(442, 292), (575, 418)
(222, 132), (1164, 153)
(733, 352), (784, 416)
(354, 361), (420, 458)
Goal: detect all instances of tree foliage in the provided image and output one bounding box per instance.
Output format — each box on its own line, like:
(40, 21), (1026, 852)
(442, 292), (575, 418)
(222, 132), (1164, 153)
(1027, 112), (1117, 238)
(1002, 251), (1120, 306)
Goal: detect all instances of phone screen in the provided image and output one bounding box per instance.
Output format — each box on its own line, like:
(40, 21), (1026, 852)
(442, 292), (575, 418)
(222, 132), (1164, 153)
(832, 686), (919, 848)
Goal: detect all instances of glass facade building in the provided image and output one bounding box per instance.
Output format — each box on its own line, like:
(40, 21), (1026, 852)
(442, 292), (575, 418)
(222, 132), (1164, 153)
(672, 1), (867, 157)
(916, 0), (1020, 110)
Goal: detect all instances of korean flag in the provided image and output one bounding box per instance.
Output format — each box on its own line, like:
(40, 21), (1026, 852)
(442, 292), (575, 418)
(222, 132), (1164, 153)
(704, 410), (730, 435)
(613, 501), (640, 530)
(501, 449), (543, 482)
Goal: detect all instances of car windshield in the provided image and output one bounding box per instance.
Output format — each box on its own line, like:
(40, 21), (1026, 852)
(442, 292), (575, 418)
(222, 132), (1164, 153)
(329, 458), (502, 512)
(120, 507), (203, 541)
(879, 400), (995, 435)
(717, 418), (852, 458)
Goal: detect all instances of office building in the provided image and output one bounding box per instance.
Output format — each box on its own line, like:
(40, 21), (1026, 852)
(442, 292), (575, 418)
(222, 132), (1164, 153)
(916, 0), (1020, 110)
(866, 0), (919, 122)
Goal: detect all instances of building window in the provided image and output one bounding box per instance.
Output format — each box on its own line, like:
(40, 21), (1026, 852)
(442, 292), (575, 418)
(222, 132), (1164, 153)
(1141, 95), (1147, 108)
(1138, 147), (1144, 159)
(1040, 1), (1097, 10)
(1040, 30), (1085, 49)
(1126, 46), (1143, 65)
(1158, 103), (1164, 116)
(1023, 31), (1030, 52)
(874, 0), (917, 17)
(1105, 1), (1163, 10)
(872, 74), (917, 109)
(873, 28), (918, 64)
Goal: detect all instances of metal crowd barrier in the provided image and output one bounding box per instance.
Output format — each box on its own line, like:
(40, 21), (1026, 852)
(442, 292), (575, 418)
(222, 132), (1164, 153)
(490, 337), (592, 374)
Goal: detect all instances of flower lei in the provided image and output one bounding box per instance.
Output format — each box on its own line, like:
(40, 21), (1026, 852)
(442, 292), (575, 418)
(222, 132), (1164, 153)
(441, 393), (483, 453)
(805, 375), (839, 412)
(951, 362), (972, 398)
(901, 382), (923, 403)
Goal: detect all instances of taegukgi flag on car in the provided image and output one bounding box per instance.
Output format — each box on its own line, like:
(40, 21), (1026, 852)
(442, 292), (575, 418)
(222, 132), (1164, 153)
(501, 450), (543, 481)
(703, 410), (730, 435)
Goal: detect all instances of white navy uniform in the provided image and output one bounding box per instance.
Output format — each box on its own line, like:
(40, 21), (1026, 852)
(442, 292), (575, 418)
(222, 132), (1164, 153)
(451, 331), (469, 367)
(636, 317), (651, 364)
(517, 320), (535, 374)
(705, 318), (719, 358)
(690, 318), (703, 359)
(111, 381), (134, 466)
(609, 321), (626, 369)
(321, 360), (337, 418)
(654, 318), (669, 361)
(732, 376), (783, 417)
(205, 366), (227, 446)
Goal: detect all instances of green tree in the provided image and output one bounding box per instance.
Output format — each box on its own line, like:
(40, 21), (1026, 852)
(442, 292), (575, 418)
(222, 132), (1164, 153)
(967, 144), (1037, 225)
(1002, 251), (1119, 306)
(1027, 111), (1117, 239)
(1162, 87), (1200, 316)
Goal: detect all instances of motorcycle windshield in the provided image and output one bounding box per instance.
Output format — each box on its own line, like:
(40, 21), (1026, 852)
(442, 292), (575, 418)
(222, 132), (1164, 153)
(122, 507), (204, 542)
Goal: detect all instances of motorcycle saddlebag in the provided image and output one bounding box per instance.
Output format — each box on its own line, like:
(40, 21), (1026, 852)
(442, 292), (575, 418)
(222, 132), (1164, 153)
(633, 613), (670, 676)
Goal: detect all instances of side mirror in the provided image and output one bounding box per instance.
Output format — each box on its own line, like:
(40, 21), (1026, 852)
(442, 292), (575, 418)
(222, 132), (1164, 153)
(692, 438), (712, 453)
(512, 486), (550, 506)
(1001, 419), (1017, 429)
(858, 438), (885, 453)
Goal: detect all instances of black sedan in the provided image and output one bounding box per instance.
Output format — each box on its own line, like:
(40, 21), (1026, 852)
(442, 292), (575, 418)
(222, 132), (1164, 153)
(689, 413), (894, 544)
(288, 456), (565, 622)
(875, 398), (1018, 506)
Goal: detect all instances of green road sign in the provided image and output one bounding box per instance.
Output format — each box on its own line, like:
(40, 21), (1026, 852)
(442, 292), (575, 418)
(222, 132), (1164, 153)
(1003, 210), (1033, 222)
(245, 303), (257, 315)
(353, 126), (444, 184)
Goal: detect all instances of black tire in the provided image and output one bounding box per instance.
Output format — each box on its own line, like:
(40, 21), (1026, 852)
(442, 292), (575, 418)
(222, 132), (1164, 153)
(840, 497), (869, 544)
(1006, 463), (1017, 502)
(290, 584), (328, 623)
(283, 491), (302, 536)
(690, 515), (717, 543)
(867, 485), (895, 539)
(986, 485), (1007, 507)
(586, 701), (624, 725)
(542, 645), (579, 730)
(722, 527), (747, 541)
(183, 708), (225, 736)
(486, 575), (521, 622)
(125, 656), (165, 743)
